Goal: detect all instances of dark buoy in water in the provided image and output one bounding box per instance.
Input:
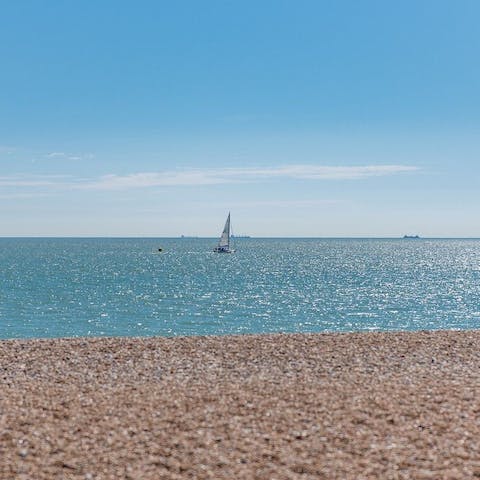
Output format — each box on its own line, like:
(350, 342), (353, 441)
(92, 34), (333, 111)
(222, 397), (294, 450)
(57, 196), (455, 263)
(158, 248), (163, 252)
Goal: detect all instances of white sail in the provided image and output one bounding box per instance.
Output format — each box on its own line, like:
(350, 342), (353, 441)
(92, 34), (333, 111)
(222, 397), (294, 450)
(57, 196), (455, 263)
(214, 213), (235, 253)
(218, 213), (230, 248)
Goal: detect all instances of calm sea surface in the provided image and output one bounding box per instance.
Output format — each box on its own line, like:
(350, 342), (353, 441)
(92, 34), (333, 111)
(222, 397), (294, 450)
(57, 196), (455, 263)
(1, 238), (480, 339)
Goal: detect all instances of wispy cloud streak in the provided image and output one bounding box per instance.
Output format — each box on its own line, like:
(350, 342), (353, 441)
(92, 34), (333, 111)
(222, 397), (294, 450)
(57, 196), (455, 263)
(0, 175), (74, 187)
(0, 193), (52, 199)
(45, 152), (94, 161)
(228, 199), (340, 207)
(83, 164), (418, 190)
(0, 165), (419, 191)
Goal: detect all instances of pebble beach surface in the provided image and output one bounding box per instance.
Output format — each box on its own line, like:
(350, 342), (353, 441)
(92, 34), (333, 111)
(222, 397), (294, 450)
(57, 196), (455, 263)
(2, 331), (480, 479)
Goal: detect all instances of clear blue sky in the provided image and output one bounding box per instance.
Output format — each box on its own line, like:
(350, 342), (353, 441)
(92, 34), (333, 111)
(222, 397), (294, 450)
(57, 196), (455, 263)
(1, 0), (479, 236)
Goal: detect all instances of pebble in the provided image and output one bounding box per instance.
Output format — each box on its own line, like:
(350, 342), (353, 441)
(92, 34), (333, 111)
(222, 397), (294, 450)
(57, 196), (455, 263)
(1, 330), (480, 479)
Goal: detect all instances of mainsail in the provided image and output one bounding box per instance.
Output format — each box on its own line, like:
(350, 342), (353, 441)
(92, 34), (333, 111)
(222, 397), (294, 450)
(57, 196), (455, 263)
(218, 213), (230, 248)
(214, 213), (235, 253)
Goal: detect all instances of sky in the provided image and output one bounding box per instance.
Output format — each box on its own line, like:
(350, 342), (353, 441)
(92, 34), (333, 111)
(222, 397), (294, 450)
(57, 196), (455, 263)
(1, 0), (479, 237)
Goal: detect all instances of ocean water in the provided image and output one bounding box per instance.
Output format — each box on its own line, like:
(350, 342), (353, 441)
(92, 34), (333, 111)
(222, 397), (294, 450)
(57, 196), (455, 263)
(1, 238), (480, 339)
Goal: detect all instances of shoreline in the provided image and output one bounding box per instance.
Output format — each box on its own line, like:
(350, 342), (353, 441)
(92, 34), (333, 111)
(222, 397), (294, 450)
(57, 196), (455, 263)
(2, 330), (480, 479)
(0, 325), (473, 343)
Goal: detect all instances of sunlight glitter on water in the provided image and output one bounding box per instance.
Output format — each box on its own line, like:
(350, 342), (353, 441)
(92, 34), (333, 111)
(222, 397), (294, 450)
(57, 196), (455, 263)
(1, 238), (480, 338)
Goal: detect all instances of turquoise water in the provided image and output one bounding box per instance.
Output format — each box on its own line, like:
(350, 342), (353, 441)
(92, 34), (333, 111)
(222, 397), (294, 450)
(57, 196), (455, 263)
(1, 238), (480, 339)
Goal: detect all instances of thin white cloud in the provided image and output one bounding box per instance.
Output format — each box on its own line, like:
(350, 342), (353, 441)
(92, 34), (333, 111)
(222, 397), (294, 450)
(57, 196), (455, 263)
(83, 164), (418, 190)
(0, 175), (75, 187)
(45, 152), (94, 161)
(0, 165), (419, 191)
(229, 199), (340, 208)
(0, 193), (52, 199)
(83, 171), (230, 189)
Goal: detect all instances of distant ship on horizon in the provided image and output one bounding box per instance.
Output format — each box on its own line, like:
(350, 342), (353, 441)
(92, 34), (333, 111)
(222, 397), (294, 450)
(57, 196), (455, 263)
(403, 234), (420, 239)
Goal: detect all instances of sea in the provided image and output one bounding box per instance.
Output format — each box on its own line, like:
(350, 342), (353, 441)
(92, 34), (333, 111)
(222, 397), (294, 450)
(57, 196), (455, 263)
(1, 238), (480, 339)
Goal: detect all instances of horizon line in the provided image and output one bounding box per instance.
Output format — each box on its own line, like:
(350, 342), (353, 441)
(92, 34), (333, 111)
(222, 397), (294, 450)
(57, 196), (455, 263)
(0, 235), (479, 240)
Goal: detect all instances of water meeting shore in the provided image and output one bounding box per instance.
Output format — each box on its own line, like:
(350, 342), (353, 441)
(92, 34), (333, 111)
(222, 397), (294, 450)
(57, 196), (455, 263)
(2, 330), (480, 479)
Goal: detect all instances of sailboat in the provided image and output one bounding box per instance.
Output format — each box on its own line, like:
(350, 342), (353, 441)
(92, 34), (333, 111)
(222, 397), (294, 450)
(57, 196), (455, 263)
(213, 213), (235, 253)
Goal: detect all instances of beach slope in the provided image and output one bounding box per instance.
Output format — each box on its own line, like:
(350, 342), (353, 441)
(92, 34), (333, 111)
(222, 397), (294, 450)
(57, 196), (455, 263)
(2, 331), (480, 479)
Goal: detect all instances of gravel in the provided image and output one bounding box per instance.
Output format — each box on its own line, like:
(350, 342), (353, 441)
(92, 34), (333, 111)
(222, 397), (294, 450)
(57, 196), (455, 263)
(2, 330), (480, 479)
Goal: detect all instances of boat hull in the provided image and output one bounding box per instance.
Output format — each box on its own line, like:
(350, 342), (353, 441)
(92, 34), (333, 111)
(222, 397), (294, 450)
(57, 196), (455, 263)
(213, 247), (235, 253)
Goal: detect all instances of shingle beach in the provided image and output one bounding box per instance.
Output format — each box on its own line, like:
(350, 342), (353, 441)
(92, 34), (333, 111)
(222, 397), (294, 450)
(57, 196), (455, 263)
(2, 330), (480, 479)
